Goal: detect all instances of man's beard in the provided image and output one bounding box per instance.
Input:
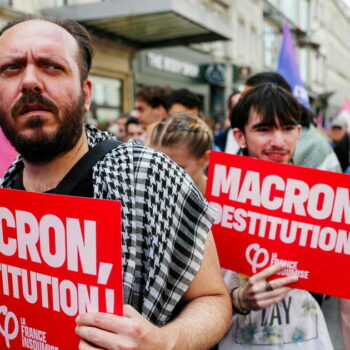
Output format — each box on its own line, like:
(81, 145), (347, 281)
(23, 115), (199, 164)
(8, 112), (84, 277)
(0, 93), (86, 164)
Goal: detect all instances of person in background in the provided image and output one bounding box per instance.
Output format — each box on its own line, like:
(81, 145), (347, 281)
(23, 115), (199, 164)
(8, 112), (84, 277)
(107, 114), (130, 142)
(0, 15), (232, 350)
(328, 118), (348, 146)
(134, 85), (170, 145)
(125, 117), (145, 143)
(245, 72), (341, 173)
(150, 112), (213, 195)
(340, 299), (350, 349)
(167, 88), (203, 117)
(214, 90), (241, 154)
(327, 118), (350, 172)
(218, 83), (333, 350)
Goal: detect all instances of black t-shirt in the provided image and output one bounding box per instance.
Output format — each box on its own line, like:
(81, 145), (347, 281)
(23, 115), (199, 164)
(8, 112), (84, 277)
(12, 167), (94, 198)
(334, 134), (350, 172)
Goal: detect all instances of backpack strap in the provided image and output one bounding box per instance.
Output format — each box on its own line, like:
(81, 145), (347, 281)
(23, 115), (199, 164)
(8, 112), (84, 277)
(54, 139), (122, 195)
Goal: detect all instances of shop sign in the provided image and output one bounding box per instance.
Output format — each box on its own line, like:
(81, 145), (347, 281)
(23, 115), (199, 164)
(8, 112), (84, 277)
(147, 52), (200, 78)
(202, 63), (225, 85)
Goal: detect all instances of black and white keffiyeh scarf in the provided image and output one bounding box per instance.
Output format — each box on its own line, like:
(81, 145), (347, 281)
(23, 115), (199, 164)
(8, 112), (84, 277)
(0, 125), (216, 325)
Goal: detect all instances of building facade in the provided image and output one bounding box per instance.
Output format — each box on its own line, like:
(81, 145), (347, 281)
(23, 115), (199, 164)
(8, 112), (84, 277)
(1, 0), (350, 122)
(261, 0), (350, 120)
(310, 0), (350, 117)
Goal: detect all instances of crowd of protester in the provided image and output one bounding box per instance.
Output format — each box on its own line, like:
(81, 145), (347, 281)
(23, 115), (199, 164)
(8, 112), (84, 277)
(88, 72), (350, 349)
(89, 73), (350, 349)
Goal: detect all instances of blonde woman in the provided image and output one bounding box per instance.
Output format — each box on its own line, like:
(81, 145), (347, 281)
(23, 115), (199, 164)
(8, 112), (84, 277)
(150, 112), (213, 194)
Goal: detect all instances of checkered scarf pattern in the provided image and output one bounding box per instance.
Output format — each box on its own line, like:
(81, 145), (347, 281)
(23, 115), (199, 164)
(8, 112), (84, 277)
(0, 125), (216, 325)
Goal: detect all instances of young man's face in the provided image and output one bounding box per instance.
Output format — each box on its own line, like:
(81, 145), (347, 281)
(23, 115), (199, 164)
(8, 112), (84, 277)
(127, 123), (144, 142)
(134, 99), (163, 128)
(0, 19), (92, 162)
(233, 108), (301, 164)
(116, 117), (127, 138)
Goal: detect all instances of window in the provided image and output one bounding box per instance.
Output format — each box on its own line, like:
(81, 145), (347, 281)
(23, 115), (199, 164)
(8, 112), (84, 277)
(237, 19), (246, 60)
(298, 47), (309, 82)
(88, 75), (123, 124)
(267, 0), (279, 7)
(299, 0), (310, 31)
(249, 26), (258, 65)
(281, 0), (297, 24)
(263, 22), (280, 69)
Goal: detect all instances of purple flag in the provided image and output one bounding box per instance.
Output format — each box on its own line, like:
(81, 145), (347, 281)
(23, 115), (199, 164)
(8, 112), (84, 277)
(277, 21), (311, 109)
(0, 128), (17, 178)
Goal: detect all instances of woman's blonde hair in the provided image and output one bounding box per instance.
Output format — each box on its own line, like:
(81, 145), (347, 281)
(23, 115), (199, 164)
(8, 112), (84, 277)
(150, 112), (213, 159)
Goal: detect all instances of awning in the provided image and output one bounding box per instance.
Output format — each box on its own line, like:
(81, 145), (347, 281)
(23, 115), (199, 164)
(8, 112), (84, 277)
(42, 0), (231, 48)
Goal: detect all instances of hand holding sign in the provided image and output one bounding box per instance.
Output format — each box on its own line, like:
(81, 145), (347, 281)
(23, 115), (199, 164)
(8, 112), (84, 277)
(206, 152), (350, 299)
(76, 305), (175, 350)
(239, 263), (298, 311)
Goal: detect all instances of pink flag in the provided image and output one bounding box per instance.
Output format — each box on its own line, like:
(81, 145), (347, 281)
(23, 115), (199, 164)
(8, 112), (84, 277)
(0, 128), (17, 177)
(336, 99), (350, 132)
(315, 111), (324, 129)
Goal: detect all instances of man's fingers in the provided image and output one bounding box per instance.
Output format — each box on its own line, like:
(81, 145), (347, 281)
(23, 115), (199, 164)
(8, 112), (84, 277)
(250, 263), (285, 282)
(255, 293), (287, 310)
(251, 288), (291, 310)
(255, 287), (291, 301)
(269, 276), (298, 289)
(249, 263), (298, 284)
(76, 325), (137, 350)
(76, 312), (142, 338)
(78, 339), (103, 350)
(253, 276), (297, 294)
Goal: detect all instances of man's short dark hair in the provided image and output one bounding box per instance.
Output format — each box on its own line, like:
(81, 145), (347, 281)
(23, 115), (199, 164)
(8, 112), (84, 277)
(125, 117), (140, 132)
(0, 15), (93, 82)
(245, 72), (292, 92)
(231, 84), (301, 131)
(167, 88), (202, 111)
(244, 72), (313, 127)
(135, 85), (171, 110)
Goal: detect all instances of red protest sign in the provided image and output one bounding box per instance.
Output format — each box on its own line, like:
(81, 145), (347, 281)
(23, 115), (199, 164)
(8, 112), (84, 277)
(0, 189), (123, 349)
(206, 151), (350, 299)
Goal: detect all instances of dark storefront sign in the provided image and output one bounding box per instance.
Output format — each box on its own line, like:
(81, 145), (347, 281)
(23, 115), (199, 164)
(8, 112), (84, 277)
(134, 47), (211, 115)
(202, 63), (226, 85)
(146, 52), (201, 79)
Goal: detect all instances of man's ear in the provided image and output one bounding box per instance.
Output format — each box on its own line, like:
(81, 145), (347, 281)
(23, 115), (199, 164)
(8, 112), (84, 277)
(232, 128), (246, 148)
(297, 124), (302, 139)
(82, 79), (92, 113)
(199, 150), (211, 170)
(154, 105), (168, 118)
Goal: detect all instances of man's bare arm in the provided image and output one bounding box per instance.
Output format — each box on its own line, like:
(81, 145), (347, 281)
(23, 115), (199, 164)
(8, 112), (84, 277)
(340, 298), (350, 349)
(160, 231), (232, 349)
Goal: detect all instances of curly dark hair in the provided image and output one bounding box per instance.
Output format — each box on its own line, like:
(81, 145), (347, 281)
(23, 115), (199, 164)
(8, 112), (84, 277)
(135, 85), (171, 109)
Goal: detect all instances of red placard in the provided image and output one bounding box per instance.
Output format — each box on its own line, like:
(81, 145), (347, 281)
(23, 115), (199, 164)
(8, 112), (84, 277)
(206, 151), (350, 299)
(0, 189), (123, 349)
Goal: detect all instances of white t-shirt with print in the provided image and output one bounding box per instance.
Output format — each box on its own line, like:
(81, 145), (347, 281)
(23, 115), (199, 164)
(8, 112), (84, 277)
(219, 270), (333, 350)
